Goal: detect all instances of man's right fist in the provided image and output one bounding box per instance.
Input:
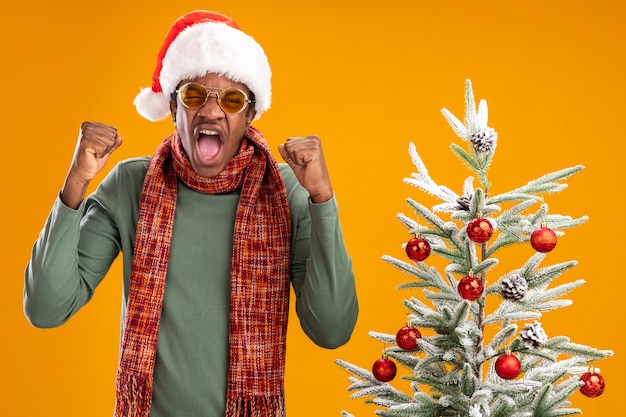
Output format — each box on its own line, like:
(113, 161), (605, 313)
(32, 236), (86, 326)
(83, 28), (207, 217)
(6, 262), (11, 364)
(71, 121), (122, 183)
(61, 121), (122, 209)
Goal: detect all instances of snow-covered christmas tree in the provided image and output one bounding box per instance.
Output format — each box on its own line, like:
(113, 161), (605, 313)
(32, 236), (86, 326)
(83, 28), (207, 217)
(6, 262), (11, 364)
(336, 80), (613, 417)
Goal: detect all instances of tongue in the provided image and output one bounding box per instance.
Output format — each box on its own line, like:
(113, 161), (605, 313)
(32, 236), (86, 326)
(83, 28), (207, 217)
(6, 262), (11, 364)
(198, 135), (221, 160)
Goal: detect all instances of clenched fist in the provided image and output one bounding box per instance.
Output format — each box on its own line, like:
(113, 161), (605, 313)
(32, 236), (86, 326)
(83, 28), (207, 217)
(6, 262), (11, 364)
(61, 122), (122, 209)
(278, 135), (333, 204)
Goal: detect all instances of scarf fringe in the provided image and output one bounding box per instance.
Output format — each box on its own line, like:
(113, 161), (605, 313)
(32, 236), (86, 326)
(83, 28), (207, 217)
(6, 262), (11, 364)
(225, 395), (285, 417)
(115, 371), (153, 417)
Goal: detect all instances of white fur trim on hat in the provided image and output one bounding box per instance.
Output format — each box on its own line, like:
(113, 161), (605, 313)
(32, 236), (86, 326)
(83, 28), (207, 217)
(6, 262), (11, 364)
(134, 13), (271, 122)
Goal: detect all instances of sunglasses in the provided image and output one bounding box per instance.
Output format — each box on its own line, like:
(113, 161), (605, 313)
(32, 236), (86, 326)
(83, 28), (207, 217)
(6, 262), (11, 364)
(176, 83), (252, 114)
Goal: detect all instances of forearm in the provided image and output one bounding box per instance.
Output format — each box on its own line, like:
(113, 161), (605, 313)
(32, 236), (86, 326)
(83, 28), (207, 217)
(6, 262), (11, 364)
(61, 170), (91, 210)
(24, 197), (96, 327)
(294, 197), (358, 349)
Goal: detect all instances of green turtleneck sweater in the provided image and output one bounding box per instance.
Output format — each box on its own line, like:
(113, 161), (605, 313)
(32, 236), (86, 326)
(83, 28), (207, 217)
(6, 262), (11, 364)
(24, 157), (358, 417)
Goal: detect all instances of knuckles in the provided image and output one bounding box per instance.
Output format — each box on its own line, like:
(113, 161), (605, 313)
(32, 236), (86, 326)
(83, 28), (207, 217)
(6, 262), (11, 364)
(284, 136), (323, 154)
(77, 121), (121, 158)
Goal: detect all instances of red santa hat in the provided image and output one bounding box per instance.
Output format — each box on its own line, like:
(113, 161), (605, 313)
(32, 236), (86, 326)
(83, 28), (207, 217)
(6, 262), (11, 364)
(134, 10), (271, 122)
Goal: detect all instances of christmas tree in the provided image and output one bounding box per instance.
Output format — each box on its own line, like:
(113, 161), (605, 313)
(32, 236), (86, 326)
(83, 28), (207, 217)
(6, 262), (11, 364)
(336, 80), (613, 417)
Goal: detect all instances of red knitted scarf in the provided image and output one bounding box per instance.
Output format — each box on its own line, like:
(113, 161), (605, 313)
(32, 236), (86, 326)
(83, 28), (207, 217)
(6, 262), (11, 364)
(115, 126), (291, 417)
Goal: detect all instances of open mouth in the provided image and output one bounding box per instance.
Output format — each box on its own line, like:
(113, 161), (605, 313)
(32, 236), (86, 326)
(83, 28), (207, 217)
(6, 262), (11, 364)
(197, 129), (222, 161)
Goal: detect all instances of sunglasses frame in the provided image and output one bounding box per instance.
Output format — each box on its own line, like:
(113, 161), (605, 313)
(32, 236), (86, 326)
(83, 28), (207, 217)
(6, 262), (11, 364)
(176, 83), (252, 114)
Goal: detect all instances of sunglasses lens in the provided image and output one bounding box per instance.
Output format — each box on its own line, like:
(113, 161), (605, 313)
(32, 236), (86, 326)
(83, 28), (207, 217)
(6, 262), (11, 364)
(219, 88), (248, 113)
(179, 83), (208, 108)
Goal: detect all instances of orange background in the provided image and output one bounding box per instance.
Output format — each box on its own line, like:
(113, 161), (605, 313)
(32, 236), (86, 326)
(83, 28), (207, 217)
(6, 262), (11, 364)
(1, 1), (623, 416)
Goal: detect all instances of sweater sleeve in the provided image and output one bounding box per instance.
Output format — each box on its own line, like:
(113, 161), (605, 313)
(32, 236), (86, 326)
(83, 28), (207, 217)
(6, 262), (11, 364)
(285, 168), (358, 349)
(23, 167), (125, 328)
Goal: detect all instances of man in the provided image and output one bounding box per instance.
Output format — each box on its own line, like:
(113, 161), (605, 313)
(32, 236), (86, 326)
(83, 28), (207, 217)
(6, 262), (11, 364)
(24, 10), (358, 417)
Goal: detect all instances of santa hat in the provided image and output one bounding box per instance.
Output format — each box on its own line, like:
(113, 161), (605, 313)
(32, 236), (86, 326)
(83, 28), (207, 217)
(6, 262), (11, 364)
(134, 10), (271, 122)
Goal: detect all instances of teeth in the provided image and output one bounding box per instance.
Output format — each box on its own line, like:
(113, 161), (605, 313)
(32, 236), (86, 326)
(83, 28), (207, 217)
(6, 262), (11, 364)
(199, 129), (219, 136)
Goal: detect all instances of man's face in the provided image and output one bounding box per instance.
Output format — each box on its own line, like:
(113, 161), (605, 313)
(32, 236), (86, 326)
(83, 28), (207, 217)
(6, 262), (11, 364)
(171, 73), (257, 178)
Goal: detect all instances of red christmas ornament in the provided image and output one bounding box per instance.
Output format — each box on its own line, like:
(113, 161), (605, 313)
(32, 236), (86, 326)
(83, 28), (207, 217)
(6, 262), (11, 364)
(458, 275), (484, 301)
(530, 226), (558, 253)
(467, 218), (494, 243)
(495, 353), (521, 380)
(580, 370), (606, 398)
(372, 357), (397, 382)
(396, 325), (422, 351)
(405, 237), (431, 261)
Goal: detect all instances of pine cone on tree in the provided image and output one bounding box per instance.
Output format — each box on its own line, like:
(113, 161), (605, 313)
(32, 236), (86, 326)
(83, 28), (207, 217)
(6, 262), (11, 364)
(500, 274), (528, 301)
(471, 127), (497, 152)
(520, 321), (548, 349)
(456, 195), (472, 211)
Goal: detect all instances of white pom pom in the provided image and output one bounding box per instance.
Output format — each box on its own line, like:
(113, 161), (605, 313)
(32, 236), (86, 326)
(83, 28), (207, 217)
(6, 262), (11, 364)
(133, 88), (171, 122)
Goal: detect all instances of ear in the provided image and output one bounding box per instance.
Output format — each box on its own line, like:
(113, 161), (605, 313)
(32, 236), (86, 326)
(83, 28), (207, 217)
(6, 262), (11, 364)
(246, 108), (257, 126)
(170, 100), (177, 123)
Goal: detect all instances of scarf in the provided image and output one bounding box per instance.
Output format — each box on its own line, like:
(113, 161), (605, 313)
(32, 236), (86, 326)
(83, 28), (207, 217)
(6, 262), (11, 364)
(115, 126), (291, 417)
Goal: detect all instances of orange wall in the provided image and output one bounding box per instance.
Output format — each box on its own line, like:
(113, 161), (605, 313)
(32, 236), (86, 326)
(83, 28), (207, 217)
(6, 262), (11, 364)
(1, 1), (623, 415)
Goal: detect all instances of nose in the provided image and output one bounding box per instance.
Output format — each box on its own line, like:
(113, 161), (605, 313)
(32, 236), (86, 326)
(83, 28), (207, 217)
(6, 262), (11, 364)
(197, 93), (224, 119)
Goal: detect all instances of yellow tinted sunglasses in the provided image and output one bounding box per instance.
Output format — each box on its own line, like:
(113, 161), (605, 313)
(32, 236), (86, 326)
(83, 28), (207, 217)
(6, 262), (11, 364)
(176, 83), (252, 114)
